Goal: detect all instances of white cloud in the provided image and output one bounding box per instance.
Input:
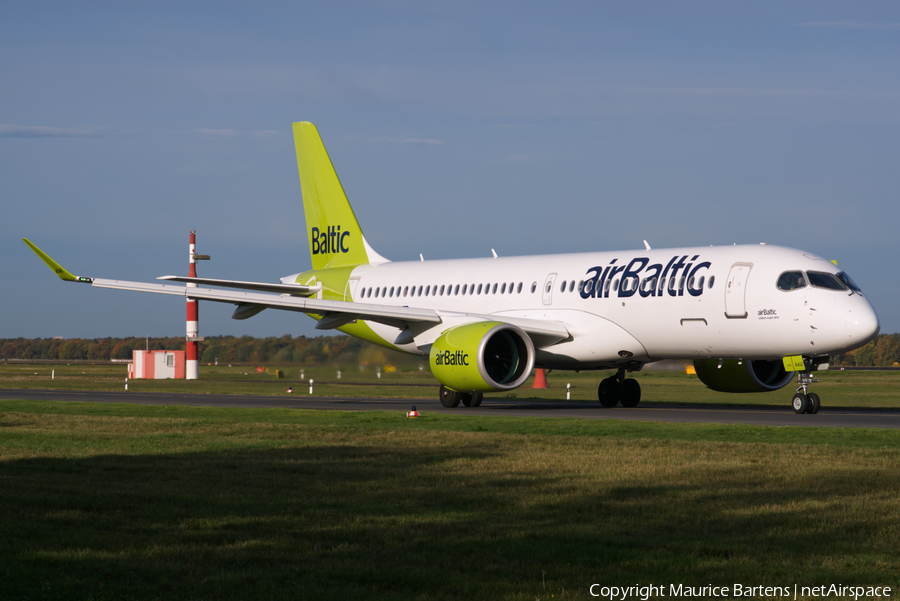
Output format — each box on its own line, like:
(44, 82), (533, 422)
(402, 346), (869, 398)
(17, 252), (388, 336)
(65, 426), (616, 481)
(0, 124), (102, 138)
(798, 21), (900, 31)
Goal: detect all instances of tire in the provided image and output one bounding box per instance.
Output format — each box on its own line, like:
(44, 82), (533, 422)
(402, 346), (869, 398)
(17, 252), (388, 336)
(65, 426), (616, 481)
(598, 377), (619, 408)
(461, 393), (473, 407)
(808, 392), (821, 414)
(791, 393), (809, 414)
(440, 385), (461, 408)
(470, 392), (483, 407)
(620, 378), (641, 408)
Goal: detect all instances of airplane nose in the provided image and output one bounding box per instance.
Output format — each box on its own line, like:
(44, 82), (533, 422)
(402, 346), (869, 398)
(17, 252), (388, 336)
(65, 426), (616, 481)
(846, 301), (880, 346)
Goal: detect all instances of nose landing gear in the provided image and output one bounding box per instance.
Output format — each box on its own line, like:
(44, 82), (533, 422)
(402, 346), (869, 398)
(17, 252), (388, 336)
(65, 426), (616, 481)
(791, 370), (821, 414)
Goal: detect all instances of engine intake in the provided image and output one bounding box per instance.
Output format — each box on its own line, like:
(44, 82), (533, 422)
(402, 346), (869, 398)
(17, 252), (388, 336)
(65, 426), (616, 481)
(430, 321), (535, 393)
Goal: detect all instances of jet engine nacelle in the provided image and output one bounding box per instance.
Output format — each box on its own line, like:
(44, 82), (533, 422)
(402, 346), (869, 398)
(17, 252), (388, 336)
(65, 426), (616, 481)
(429, 321), (535, 393)
(693, 359), (794, 393)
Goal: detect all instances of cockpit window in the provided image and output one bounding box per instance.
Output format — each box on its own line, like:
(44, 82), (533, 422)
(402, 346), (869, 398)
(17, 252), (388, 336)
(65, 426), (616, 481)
(776, 271), (807, 291)
(807, 271), (848, 291)
(836, 271), (862, 293)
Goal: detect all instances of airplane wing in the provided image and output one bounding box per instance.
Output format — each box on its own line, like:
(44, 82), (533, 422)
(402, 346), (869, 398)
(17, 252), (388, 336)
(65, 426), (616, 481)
(24, 239), (570, 346)
(158, 275), (320, 296)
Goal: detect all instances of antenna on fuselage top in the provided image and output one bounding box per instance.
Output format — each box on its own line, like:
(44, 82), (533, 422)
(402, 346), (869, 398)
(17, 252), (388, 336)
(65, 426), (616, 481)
(491, 249), (498, 258)
(643, 240), (651, 251)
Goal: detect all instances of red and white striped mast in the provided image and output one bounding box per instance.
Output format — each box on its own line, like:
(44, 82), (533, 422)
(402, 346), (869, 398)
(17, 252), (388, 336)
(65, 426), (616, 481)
(186, 231), (209, 380)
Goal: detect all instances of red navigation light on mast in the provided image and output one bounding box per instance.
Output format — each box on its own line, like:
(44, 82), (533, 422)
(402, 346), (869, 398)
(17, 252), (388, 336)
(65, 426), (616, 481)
(186, 231), (209, 380)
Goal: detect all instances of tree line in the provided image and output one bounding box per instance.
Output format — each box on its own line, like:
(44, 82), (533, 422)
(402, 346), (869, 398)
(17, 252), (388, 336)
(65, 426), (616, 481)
(0, 335), (425, 369)
(1, 333), (898, 367)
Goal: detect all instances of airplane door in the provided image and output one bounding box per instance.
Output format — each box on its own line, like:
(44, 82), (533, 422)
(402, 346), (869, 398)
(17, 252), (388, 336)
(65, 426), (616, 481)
(724, 263), (752, 318)
(344, 277), (360, 301)
(542, 273), (557, 306)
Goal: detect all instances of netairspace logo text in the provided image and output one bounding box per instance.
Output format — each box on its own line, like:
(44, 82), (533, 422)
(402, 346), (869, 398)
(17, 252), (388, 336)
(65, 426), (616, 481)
(589, 583), (892, 600)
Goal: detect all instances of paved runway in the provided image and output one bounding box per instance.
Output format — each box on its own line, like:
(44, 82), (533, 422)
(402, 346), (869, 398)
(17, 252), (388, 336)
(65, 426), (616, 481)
(2, 388), (900, 428)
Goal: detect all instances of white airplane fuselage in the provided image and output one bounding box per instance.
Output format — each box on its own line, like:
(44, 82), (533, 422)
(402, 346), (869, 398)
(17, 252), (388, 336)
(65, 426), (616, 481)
(289, 243), (879, 370)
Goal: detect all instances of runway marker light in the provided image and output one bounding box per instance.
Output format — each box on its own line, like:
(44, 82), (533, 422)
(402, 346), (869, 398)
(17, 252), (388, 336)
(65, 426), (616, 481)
(567, 383), (571, 400)
(309, 379), (313, 395)
(287, 386), (293, 393)
(406, 405), (421, 418)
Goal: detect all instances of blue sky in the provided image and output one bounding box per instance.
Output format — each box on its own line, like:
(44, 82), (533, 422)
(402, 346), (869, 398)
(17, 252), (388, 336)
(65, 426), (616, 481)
(3, 1), (899, 339)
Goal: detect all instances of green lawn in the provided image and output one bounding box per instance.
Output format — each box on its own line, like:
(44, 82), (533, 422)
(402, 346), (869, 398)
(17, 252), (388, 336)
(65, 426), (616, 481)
(1, 400), (899, 600)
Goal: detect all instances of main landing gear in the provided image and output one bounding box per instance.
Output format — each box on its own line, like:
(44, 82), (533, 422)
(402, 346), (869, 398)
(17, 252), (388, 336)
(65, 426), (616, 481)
(439, 385), (483, 408)
(597, 368), (641, 408)
(791, 371), (821, 414)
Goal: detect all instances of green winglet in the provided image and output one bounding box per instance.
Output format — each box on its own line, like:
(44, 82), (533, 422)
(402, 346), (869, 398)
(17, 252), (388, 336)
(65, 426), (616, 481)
(22, 238), (89, 283)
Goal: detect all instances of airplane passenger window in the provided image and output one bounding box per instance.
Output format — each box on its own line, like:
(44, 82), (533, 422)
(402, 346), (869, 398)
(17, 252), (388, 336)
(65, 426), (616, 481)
(454, 285), (460, 295)
(478, 284), (483, 294)
(776, 271), (807, 291)
(605, 279), (611, 294)
(517, 282), (523, 293)
(501, 283), (507, 294)
(374, 288), (380, 298)
(584, 280), (593, 294)
(425, 286), (430, 296)
(679, 276), (685, 290)
(389, 287), (395, 297)
(569, 281), (575, 293)
(546, 282), (552, 293)
(470, 284), (475, 294)
(417, 286), (423, 296)
(440, 285), (445, 295)
(359, 287), (365, 297)
(613, 279), (619, 292)
(492, 283), (498, 294)
(668, 277), (676, 291)
(708, 276), (715, 289)
(658, 277), (665, 293)
(560, 281), (566, 293)
(807, 271), (847, 291)
(462, 284), (467, 295)
(368, 288), (373, 298)
(403, 286), (409, 297)
(697, 276), (705, 290)
(532, 282), (537, 293)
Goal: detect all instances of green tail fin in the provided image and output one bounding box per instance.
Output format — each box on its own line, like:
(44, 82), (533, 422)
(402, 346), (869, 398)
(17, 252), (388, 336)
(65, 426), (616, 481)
(293, 122), (388, 270)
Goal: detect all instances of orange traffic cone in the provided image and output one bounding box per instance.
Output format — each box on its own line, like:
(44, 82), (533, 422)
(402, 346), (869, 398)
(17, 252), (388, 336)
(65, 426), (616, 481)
(406, 405), (421, 418)
(533, 369), (548, 388)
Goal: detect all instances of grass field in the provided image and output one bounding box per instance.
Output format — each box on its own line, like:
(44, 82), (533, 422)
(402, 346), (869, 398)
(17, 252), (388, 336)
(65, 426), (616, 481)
(0, 399), (899, 600)
(1, 365), (899, 599)
(3, 361), (900, 409)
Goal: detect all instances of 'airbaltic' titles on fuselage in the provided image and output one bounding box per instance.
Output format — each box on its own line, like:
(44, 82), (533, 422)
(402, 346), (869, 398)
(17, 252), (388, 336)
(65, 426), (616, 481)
(311, 226), (350, 255)
(434, 350), (469, 366)
(581, 255), (712, 299)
